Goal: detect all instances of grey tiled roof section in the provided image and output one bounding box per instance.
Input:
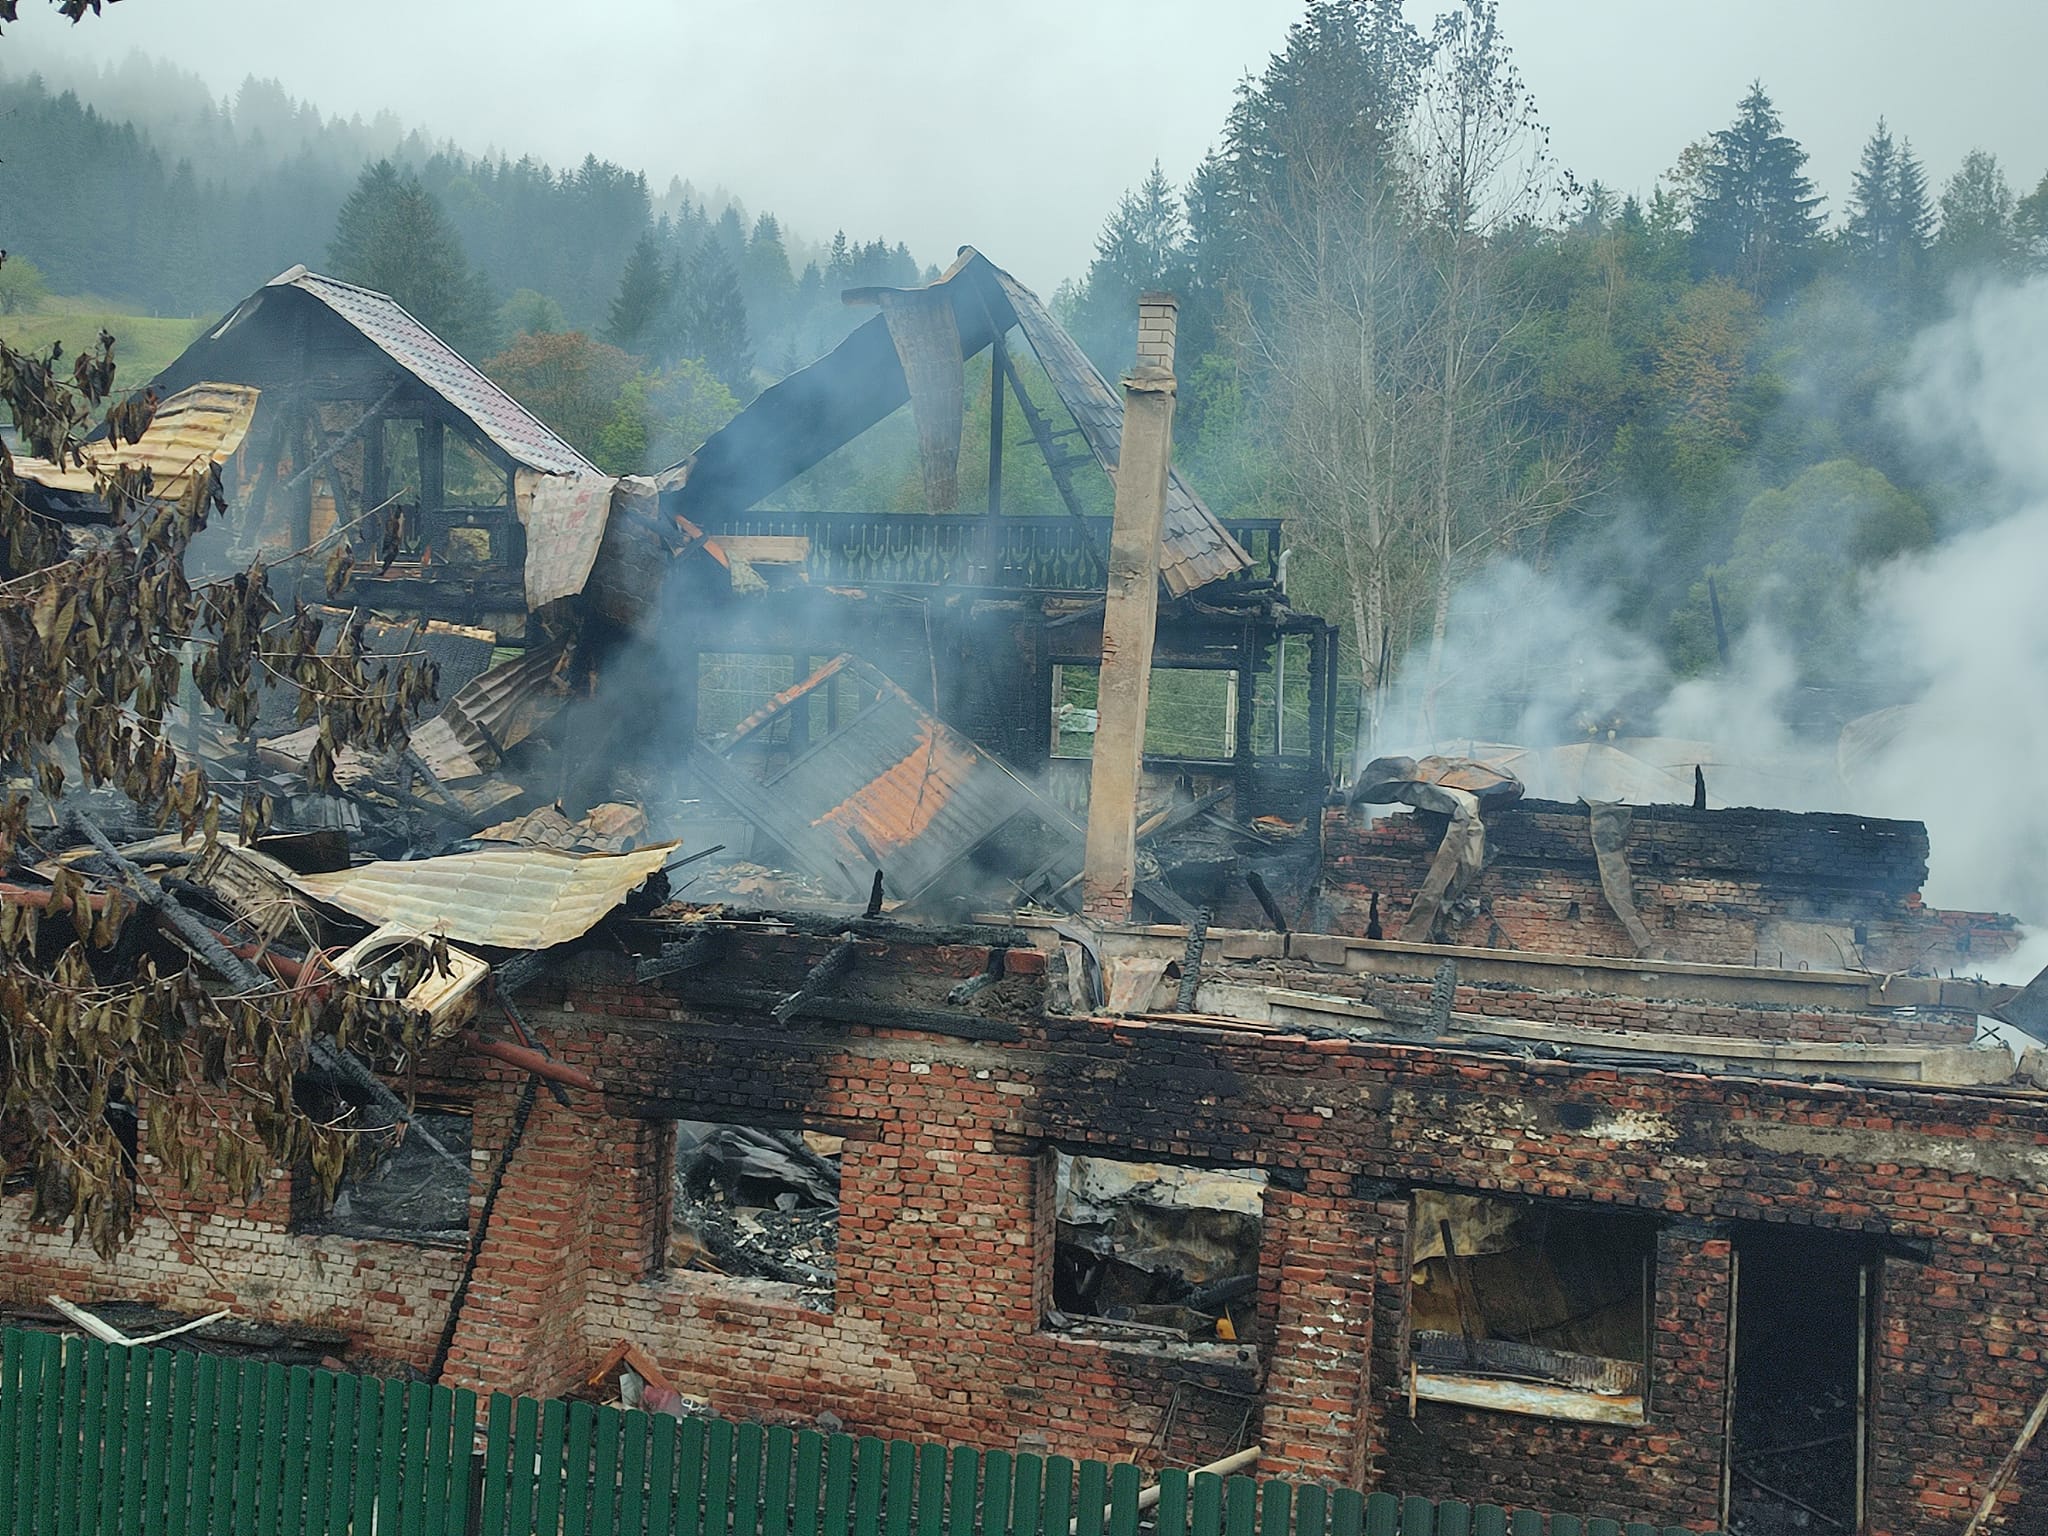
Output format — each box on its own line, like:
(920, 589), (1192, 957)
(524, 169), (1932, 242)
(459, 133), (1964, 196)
(989, 264), (1251, 596)
(273, 268), (598, 477)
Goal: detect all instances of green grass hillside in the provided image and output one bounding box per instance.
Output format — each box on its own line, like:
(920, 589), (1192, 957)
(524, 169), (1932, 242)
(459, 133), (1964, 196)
(0, 297), (209, 393)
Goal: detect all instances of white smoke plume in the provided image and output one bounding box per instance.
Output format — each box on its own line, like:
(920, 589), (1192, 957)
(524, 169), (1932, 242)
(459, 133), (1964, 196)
(1379, 275), (2048, 939)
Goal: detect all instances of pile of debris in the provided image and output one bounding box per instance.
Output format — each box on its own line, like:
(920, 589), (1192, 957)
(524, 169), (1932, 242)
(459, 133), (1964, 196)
(1047, 1154), (1263, 1346)
(669, 1123), (842, 1310)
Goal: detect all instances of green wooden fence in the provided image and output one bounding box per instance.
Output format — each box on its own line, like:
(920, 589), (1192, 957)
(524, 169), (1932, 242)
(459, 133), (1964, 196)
(0, 1328), (1706, 1536)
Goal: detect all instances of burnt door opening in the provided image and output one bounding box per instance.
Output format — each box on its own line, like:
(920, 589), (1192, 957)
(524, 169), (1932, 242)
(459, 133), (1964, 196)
(1727, 1225), (1872, 1534)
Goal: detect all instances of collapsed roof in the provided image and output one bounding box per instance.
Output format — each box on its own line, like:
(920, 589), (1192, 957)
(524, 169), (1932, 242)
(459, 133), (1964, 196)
(654, 247), (1253, 597)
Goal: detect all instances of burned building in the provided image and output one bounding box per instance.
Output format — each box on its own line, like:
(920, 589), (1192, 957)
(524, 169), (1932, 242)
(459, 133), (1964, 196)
(7, 258), (2048, 1536)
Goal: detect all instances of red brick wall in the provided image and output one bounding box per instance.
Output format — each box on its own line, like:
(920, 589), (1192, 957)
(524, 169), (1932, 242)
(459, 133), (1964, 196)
(1321, 801), (2021, 974)
(4, 935), (2046, 1532)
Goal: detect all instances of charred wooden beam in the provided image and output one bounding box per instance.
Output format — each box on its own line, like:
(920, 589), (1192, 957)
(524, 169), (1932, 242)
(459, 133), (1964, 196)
(684, 983), (1022, 1042)
(947, 948), (1008, 1005)
(772, 933), (860, 1025)
(635, 926), (724, 984)
(1174, 907), (1211, 1012)
(1245, 871), (1289, 935)
(865, 870), (886, 920)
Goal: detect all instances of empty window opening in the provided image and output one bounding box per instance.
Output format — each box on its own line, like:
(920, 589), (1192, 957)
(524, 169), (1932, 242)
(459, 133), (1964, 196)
(1047, 1153), (1264, 1348)
(1726, 1226), (1872, 1536)
(668, 1121), (839, 1313)
(1408, 1190), (1654, 1424)
(1050, 666), (1240, 762)
(294, 1108), (473, 1246)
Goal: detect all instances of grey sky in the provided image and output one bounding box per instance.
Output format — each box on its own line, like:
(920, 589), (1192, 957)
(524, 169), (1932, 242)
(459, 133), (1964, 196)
(8, 0), (2046, 291)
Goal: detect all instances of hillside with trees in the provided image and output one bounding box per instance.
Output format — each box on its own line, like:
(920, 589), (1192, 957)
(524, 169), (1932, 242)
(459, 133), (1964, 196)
(1058, 0), (2048, 742)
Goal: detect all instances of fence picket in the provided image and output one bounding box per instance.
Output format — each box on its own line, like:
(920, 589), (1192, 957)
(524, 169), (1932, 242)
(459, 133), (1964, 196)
(762, 1426), (794, 1536)
(853, 1437), (886, 1536)
(647, 1412), (679, 1536)
(53, 1335), (84, 1536)
(1222, 1475), (1258, 1536)
(1108, 1461), (1143, 1536)
(821, 1432), (854, 1536)
(352, 1373), (384, 1536)
(1361, 1490), (1397, 1536)
(882, 1439), (916, 1536)
(1073, 1459), (1107, 1536)
(208, 1354), (242, 1534)
(792, 1429), (824, 1536)
(273, 1366), (311, 1536)
(1189, 1470), (1224, 1536)
(1328, 1487), (1365, 1536)
(593, 1406), (626, 1536)
(122, 1345), (155, 1536)
(79, 1337), (109, 1536)
(1293, 1482), (1326, 1536)
(374, 1375), (407, 1536)
(1507, 1513), (1542, 1536)
(979, 1450), (1012, 1536)
(0, 1329), (21, 1521)
(482, 1392), (515, 1536)
(534, 1396), (570, 1536)
(1438, 1501), (1472, 1536)
(621, 1408), (652, 1536)
(1550, 1516), (1583, 1536)
(1157, 1468), (1191, 1536)
(734, 1420), (766, 1536)
(1473, 1506), (1508, 1536)
(704, 1415), (737, 1536)
(248, 1363), (284, 1536)
(507, 1394), (542, 1536)
(326, 1366), (359, 1536)
(1255, 1475), (1289, 1536)
(1584, 1522), (1619, 1536)
(567, 1401), (599, 1536)
(1043, 1457), (1075, 1536)
(1007, 1452), (1040, 1536)
(916, 1441), (948, 1536)
(423, 1384), (458, 1536)
(675, 1416), (709, 1536)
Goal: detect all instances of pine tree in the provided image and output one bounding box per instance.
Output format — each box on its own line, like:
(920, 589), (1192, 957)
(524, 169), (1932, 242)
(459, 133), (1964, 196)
(1690, 82), (1823, 301)
(1845, 120), (1899, 263)
(1845, 119), (1930, 298)
(677, 238), (753, 394)
(328, 159), (495, 355)
(603, 230), (673, 355)
(1072, 160), (1189, 366)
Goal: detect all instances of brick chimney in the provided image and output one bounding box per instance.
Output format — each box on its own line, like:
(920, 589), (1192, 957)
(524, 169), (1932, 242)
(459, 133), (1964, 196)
(1081, 293), (1180, 922)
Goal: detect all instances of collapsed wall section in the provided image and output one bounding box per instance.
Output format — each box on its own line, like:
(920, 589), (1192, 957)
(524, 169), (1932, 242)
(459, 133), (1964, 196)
(1321, 799), (2020, 973)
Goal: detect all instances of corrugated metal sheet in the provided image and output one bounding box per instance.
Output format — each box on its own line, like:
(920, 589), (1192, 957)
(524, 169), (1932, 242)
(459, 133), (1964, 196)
(13, 382), (260, 503)
(707, 656), (1076, 904)
(268, 266), (598, 477)
(990, 266), (1252, 596)
(289, 842), (676, 950)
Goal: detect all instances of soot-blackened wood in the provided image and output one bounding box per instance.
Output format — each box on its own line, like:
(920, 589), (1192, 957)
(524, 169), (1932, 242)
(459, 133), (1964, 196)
(772, 935), (861, 1025)
(1244, 871), (1288, 935)
(1175, 908), (1212, 1012)
(636, 927), (724, 984)
(681, 983), (1023, 1042)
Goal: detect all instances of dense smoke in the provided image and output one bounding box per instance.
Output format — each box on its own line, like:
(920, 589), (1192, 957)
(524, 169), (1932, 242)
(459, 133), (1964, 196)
(1376, 275), (2048, 936)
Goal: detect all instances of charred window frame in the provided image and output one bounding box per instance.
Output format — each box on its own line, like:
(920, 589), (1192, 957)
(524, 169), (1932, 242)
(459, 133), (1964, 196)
(1406, 1189), (1655, 1425)
(1050, 664), (1241, 764)
(1043, 1150), (1265, 1353)
(290, 1101), (474, 1249)
(659, 1118), (840, 1314)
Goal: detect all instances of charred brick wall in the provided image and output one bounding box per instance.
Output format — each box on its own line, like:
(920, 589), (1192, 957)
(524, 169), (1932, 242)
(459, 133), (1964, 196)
(0, 1101), (475, 1373)
(3, 933), (2045, 1533)
(1320, 800), (2020, 973)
